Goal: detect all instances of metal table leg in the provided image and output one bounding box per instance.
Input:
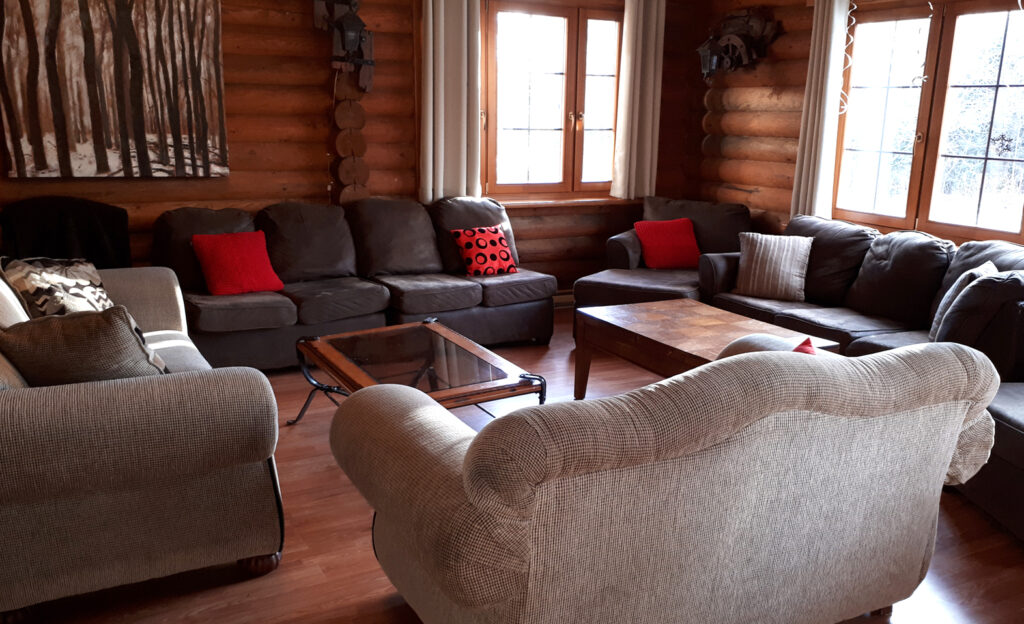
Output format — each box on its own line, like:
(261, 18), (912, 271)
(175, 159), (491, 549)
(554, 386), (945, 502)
(519, 373), (547, 404)
(289, 339), (349, 426)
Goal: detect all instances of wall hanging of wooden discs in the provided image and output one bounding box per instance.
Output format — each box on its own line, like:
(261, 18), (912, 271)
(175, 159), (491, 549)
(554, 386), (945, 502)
(314, 0), (375, 202)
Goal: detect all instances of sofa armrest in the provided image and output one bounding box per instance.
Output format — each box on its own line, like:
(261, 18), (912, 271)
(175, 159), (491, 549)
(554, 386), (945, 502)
(331, 385), (526, 606)
(99, 266), (187, 333)
(698, 252), (741, 300)
(0, 367), (277, 502)
(607, 229), (643, 269)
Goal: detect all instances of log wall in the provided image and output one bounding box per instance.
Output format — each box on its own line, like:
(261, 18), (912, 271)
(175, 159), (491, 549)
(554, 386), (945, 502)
(698, 0), (813, 221)
(0, 0), (418, 263)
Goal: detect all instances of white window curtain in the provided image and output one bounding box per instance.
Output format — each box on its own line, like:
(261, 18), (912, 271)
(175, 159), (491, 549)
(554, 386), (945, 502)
(610, 0), (666, 199)
(790, 0), (851, 218)
(419, 0), (481, 203)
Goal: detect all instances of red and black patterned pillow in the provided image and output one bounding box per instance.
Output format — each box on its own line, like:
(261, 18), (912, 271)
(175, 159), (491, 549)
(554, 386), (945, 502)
(451, 226), (518, 276)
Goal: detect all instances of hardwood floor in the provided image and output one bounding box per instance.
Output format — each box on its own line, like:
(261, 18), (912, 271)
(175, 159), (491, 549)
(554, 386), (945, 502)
(30, 308), (1024, 623)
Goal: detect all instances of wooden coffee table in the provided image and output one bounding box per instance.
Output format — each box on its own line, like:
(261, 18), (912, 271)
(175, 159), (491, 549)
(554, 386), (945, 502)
(574, 299), (837, 399)
(289, 320), (546, 424)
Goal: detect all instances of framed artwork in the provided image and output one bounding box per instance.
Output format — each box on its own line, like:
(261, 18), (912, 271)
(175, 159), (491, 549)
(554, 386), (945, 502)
(0, 0), (228, 178)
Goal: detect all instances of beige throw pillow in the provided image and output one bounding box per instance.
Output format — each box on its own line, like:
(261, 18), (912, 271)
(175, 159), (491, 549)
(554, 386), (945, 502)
(0, 306), (167, 387)
(734, 232), (813, 302)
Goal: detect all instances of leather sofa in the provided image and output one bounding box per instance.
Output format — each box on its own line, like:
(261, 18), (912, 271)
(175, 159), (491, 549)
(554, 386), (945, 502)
(329, 341), (996, 623)
(152, 197), (556, 370)
(0, 266), (284, 615)
(699, 215), (1024, 541)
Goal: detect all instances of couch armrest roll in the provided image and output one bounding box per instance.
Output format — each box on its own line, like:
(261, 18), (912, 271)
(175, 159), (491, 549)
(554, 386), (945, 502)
(606, 229), (643, 269)
(698, 252), (741, 300)
(99, 266), (188, 333)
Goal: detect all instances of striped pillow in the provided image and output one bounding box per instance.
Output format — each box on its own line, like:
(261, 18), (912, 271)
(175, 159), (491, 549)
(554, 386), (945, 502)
(734, 233), (813, 302)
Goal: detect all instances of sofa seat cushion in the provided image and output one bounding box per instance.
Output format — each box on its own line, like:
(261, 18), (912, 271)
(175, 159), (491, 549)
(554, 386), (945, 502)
(986, 383), (1024, 471)
(774, 306), (914, 352)
(374, 274), (482, 314)
(466, 269), (557, 307)
(711, 293), (822, 324)
(143, 329), (212, 372)
(281, 278), (391, 324)
(573, 269), (699, 308)
(846, 331), (930, 357)
(184, 291), (297, 333)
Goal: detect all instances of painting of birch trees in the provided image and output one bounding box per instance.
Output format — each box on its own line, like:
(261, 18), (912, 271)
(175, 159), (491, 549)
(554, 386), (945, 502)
(0, 0), (228, 178)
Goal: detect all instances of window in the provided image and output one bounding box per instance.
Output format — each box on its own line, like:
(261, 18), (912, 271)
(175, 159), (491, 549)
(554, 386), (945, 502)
(834, 1), (1024, 241)
(482, 1), (623, 197)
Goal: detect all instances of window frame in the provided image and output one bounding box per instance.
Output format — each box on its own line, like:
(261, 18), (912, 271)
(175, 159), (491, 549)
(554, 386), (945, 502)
(832, 0), (1024, 242)
(481, 0), (623, 199)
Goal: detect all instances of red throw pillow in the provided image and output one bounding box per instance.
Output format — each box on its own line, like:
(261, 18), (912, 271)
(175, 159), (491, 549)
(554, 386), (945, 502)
(452, 226), (518, 276)
(634, 218), (701, 269)
(191, 231), (285, 295)
(793, 337), (817, 355)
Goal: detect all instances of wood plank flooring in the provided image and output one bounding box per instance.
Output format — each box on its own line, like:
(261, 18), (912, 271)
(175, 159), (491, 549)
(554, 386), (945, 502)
(31, 309), (1024, 623)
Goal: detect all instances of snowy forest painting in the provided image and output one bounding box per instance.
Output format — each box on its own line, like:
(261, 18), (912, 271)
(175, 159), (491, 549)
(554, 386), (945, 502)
(0, 0), (228, 178)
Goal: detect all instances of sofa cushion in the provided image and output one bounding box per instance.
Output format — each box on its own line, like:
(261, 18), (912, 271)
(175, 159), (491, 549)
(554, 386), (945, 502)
(642, 197), (751, 253)
(0, 306), (166, 385)
(734, 233), (813, 302)
(936, 271), (1024, 347)
(191, 231), (284, 296)
(465, 269), (557, 307)
(152, 207), (255, 292)
(281, 277), (391, 324)
(255, 202), (357, 282)
(929, 260), (998, 341)
(784, 215), (879, 306)
(844, 231), (955, 326)
(573, 269), (699, 308)
(774, 306), (913, 352)
(986, 383), (1024, 471)
(934, 239), (1024, 316)
(346, 198), (444, 276)
(711, 293), (822, 324)
(374, 274), (482, 314)
(428, 197), (520, 273)
(846, 331), (931, 357)
(2, 257), (113, 318)
(184, 291), (297, 333)
(143, 329), (212, 372)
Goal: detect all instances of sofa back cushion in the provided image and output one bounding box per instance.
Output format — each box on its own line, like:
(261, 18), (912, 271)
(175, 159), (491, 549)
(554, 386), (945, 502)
(642, 197), (751, 253)
(152, 207), (255, 292)
(845, 231), (955, 326)
(784, 215), (879, 306)
(255, 202), (357, 282)
(428, 197), (520, 273)
(933, 239), (1024, 316)
(345, 198), (443, 276)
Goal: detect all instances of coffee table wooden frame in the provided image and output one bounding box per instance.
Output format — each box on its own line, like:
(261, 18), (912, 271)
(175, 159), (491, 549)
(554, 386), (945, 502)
(574, 299), (837, 399)
(290, 321), (546, 424)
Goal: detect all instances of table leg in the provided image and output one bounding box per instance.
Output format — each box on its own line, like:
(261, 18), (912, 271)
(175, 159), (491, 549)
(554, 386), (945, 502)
(574, 345), (592, 400)
(290, 338), (349, 426)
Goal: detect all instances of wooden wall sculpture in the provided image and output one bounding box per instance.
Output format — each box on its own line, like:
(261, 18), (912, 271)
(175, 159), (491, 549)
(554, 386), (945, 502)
(698, 0), (813, 221)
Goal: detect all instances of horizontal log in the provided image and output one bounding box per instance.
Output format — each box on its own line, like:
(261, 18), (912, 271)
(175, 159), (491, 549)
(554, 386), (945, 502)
(704, 87), (804, 112)
(225, 85), (331, 116)
(699, 158), (796, 189)
(700, 182), (793, 213)
(222, 6), (311, 31)
(361, 89), (416, 116)
(130, 233), (153, 263)
(504, 200), (641, 218)
(702, 111), (802, 138)
(516, 236), (606, 263)
(223, 0), (313, 14)
(228, 114), (332, 143)
(223, 54), (332, 87)
(364, 142), (416, 170)
(366, 168), (417, 196)
(774, 6), (814, 30)
(335, 130), (368, 157)
(711, 59), (809, 88)
(360, 4), (415, 34)
(702, 135), (799, 163)
(511, 212), (637, 241)
(364, 117), (416, 144)
(222, 28), (412, 62)
(231, 142), (332, 171)
(122, 196), (330, 232)
(712, 0), (806, 11)
(768, 30), (812, 61)
(335, 61), (416, 98)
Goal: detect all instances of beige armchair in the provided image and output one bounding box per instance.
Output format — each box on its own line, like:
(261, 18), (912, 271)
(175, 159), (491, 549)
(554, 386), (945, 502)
(331, 342), (997, 624)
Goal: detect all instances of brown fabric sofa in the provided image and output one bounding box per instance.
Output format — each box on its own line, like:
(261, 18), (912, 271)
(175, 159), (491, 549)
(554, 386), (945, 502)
(0, 267), (284, 614)
(330, 342), (996, 623)
(699, 215), (1024, 542)
(152, 197), (556, 369)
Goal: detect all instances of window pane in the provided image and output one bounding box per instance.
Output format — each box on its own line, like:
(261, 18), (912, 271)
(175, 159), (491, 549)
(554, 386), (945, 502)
(586, 19), (619, 76)
(836, 18), (929, 217)
(495, 12), (567, 185)
(582, 130), (614, 183)
(930, 11), (1024, 233)
(584, 76), (616, 130)
(579, 18), (620, 185)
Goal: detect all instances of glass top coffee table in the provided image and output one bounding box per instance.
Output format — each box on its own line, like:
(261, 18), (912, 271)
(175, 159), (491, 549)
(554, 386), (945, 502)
(288, 320), (546, 425)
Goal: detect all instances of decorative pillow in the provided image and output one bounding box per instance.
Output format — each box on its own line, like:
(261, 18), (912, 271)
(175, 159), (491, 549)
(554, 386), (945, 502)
(0, 306), (167, 387)
(793, 338), (817, 355)
(633, 218), (701, 269)
(191, 231), (285, 296)
(1, 257), (113, 319)
(0, 274), (30, 328)
(733, 233), (813, 302)
(936, 270), (1024, 347)
(929, 261), (998, 341)
(452, 226), (518, 276)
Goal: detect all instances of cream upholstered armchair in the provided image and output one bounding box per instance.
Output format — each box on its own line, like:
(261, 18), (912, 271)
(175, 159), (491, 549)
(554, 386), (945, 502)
(330, 342), (997, 624)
